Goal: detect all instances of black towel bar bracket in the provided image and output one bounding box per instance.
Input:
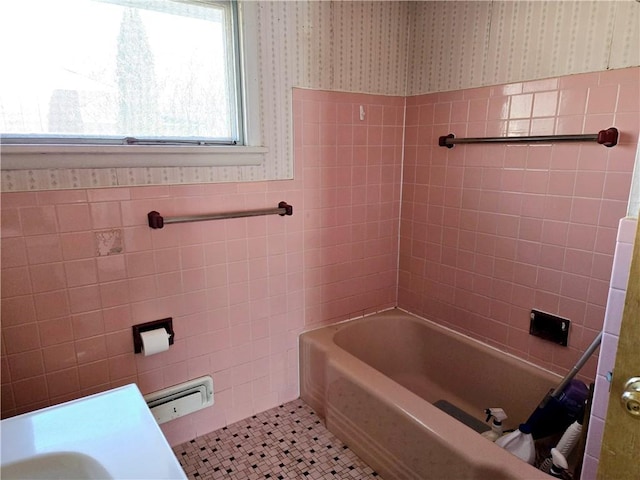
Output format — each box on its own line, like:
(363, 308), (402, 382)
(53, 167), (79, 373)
(438, 127), (619, 149)
(148, 201), (293, 229)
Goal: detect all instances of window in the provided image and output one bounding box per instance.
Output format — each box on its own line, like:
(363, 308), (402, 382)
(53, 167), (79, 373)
(0, 0), (264, 168)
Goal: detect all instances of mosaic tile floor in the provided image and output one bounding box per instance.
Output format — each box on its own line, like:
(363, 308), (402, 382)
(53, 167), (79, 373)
(174, 398), (381, 479)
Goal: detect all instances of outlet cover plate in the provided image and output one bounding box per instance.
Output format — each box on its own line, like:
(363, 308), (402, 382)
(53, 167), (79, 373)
(529, 309), (570, 346)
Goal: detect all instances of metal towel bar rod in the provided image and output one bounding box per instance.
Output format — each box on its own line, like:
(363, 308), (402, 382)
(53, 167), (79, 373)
(148, 201), (293, 229)
(438, 127), (618, 148)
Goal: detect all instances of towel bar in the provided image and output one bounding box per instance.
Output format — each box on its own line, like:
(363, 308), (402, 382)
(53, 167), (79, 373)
(148, 201), (293, 229)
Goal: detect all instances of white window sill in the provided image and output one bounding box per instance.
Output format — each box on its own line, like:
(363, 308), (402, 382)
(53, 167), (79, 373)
(0, 144), (267, 169)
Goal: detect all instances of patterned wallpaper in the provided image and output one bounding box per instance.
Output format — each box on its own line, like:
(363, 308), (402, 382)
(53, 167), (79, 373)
(407, 0), (640, 94)
(2, 0), (639, 192)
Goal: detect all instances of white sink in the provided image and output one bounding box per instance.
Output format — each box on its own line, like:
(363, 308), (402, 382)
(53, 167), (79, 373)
(1, 452), (112, 479)
(1, 384), (187, 479)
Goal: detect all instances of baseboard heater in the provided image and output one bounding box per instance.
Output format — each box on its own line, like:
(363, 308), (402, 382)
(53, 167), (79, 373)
(144, 376), (214, 424)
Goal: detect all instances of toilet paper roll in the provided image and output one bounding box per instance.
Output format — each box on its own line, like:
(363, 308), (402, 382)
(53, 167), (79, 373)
(140, 328), (170, 356)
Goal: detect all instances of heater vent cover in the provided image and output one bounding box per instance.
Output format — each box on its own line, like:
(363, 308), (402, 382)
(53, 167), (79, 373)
(144, 376), (214, 424)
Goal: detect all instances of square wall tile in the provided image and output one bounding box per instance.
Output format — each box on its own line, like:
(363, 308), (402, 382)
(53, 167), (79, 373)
(7, 350), (45, 381)
(610, 242), (633, 290)
(34, 291), (70, 321)
(19, 206), (58, 236)
(1, 238), (28, 268)
(56, 204), (92, 233)
(90, 202), (122, 229)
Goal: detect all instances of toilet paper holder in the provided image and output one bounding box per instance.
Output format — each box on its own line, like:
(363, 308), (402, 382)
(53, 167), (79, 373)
(132, 318), (175, 354)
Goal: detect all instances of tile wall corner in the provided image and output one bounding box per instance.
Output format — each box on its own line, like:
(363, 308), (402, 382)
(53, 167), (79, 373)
(581, 216), (637, 480)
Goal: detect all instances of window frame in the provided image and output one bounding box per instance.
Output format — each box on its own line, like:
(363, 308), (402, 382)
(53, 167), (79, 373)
(0, 0), (265, 170)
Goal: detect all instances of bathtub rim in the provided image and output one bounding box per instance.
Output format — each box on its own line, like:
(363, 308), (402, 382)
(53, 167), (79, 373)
(303, 307), (564, 384)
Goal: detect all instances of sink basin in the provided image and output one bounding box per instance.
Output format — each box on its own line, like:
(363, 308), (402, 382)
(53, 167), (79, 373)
(1, 384), (186, 479)
(1, 452), (112, 479)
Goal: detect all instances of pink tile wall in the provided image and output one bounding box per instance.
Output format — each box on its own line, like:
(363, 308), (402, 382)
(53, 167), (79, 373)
(581, 217), (637, 480)
(294, 88), (403, 326)
(1, 183), (304, 445)
(399, 67), (639, 380)
(0, 89), (403, 445)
